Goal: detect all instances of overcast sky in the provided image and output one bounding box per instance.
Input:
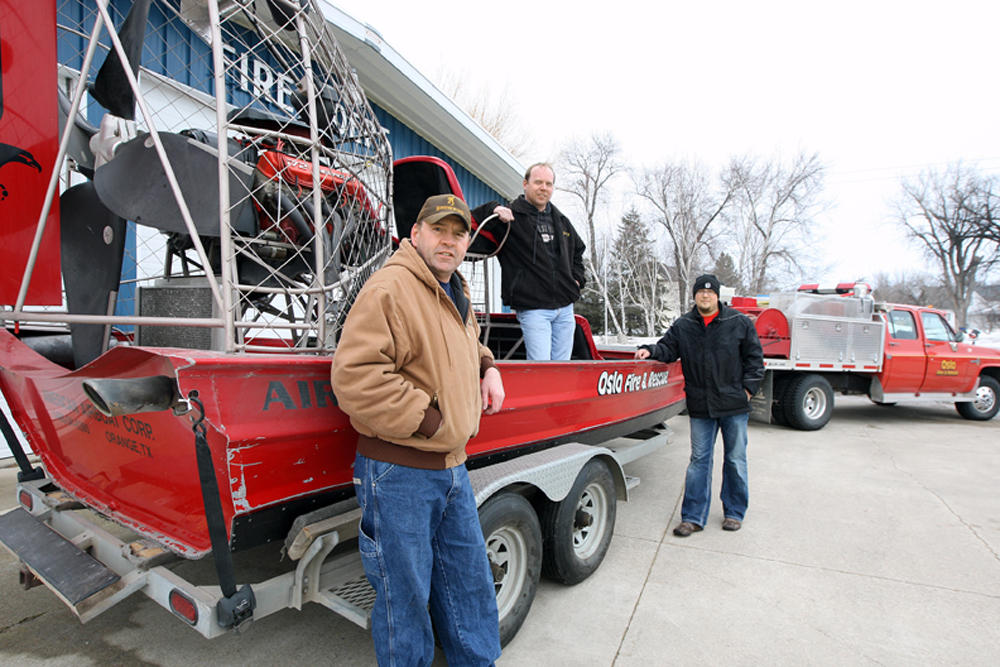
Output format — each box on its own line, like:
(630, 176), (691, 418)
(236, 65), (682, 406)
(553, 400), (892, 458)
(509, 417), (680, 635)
(331, 0), (1000, 287)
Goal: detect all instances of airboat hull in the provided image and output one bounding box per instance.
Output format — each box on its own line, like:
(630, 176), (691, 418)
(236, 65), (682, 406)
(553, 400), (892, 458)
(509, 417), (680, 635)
(0, 329), (683, 558)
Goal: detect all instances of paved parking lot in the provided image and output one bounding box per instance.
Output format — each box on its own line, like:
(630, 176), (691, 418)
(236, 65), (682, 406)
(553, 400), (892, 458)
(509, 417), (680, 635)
(2, 395), (998, 665)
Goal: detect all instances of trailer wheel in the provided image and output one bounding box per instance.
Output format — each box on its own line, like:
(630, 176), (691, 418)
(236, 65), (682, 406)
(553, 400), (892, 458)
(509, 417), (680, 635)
(540, 459), (617, 585)
(479, 493), (542, 647)
(955, 376), (1000, 421)
(784, 374), (834, 430)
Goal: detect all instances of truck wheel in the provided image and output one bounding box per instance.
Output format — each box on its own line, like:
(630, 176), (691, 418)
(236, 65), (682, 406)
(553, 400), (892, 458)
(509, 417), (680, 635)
(955, 376), (1000, 421)
(784, 374), (834, 430)
(540, 459), (617, 585)
(479, 493), (542, 647)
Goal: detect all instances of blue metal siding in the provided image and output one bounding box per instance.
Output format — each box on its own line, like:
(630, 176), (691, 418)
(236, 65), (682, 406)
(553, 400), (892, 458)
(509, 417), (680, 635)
(58, 0), (215, 105)
(371, 105), (507, 209)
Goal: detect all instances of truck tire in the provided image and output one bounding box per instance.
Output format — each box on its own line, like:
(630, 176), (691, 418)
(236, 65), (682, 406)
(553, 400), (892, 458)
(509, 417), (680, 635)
(955, 375), (1000, 421)
(479, 493), (542, 647)
(784, 374), (834, 430)
(540, 458), (617, 585)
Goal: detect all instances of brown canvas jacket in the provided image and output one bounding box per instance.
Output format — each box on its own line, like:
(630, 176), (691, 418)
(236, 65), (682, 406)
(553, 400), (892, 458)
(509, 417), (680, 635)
(330, 239), (495, 469)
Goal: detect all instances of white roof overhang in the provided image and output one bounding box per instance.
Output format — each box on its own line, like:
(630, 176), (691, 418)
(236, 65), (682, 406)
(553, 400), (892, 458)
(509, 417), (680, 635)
(318, 2), (523, 200)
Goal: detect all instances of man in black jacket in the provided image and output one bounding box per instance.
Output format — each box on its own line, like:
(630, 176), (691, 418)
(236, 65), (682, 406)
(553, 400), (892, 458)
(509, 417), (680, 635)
(474, 163), (586, 360)
(635, 274), (764, 536)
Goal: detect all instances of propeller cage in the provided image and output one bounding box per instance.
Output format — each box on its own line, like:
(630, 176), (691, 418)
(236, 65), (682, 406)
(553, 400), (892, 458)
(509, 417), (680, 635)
(9, 0), (393, 358)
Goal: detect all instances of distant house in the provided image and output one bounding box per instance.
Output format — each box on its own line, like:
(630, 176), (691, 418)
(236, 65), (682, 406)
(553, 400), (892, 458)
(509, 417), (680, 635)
(968, 285), (1000, 333)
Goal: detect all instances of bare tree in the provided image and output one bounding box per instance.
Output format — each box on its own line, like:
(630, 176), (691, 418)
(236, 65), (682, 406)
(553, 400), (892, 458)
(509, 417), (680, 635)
(434, 69), (533, 159)
(965, 173), (1000, 244)
(558, 133), (626, 334)
(870, 270), (947, 307)
(559, 133), (624, 271)
(896, 163), (1000, 326)
(723, 152), (825, 294)
(635, 161), (734, 312)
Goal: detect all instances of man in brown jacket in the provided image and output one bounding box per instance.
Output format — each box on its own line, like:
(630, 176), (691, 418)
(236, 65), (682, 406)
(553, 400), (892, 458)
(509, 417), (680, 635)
(331, 194), (504, 666)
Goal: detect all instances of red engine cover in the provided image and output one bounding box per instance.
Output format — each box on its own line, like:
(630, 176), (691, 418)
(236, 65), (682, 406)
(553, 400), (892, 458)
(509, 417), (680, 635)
(257, 149), (373, 211)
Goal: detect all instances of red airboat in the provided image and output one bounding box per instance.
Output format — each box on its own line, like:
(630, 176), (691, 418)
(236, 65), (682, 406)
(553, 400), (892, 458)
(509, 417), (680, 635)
(0, 0), (683, 644)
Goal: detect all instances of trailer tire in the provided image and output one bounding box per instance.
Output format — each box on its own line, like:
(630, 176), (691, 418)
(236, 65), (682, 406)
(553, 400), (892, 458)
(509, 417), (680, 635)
(540, 459), (617, 585)
(479, 493), (542, 647)
(784, 374), (834, 430)
(955, 375), (1000, 421)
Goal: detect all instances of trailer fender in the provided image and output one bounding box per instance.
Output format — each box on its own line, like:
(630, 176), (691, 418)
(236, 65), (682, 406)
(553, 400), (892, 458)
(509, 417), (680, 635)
(469, 443), (628, 507)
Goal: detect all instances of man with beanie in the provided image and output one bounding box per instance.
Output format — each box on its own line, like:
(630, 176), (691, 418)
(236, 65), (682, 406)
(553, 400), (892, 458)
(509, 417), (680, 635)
(332, 194), (505, 664)
(473, 163), (586, 361)
(635, 274), (764, 536)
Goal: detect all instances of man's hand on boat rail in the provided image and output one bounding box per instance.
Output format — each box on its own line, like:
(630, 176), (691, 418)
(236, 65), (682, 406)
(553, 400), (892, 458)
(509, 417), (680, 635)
(635, 348), (651, 360)
(481, 366), (505, 414)
(492, 206), (514, 223)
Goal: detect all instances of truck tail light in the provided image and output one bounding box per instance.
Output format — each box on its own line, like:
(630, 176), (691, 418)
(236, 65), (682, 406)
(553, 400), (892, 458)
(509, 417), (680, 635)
(169, 589), (198, 625)
(18, 491), (33, 511)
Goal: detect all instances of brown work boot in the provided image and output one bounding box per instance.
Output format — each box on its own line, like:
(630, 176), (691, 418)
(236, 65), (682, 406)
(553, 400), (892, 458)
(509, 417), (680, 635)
(672, 521), (703, 537)
(722, 518), (742, 531)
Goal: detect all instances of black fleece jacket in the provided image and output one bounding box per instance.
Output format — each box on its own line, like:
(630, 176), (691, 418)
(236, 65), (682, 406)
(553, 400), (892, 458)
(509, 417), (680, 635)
(641, 304), (764, 419)
(472, 196), (586, 310)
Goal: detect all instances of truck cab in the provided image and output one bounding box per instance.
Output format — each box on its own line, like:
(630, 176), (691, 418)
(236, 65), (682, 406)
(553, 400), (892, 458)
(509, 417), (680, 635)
(878, 305), (982, 395)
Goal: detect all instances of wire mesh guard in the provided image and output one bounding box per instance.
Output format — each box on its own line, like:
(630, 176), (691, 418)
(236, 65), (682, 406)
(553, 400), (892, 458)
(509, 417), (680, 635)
(48, 0), (393, 353)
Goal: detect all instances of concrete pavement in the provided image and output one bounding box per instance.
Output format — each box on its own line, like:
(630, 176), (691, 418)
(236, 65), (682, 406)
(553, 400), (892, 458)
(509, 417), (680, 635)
(1, 396), (998, 665)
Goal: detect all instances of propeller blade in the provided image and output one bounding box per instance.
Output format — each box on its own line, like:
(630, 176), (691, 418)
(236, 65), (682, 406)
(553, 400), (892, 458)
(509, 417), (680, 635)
(60, 182), (127, 368)
(90, 0), (153, 120)
(93, 131), (256, 237)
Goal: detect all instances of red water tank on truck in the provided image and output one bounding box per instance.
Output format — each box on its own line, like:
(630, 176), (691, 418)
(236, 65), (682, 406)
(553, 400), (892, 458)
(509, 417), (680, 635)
(730, 282), (1000, 430)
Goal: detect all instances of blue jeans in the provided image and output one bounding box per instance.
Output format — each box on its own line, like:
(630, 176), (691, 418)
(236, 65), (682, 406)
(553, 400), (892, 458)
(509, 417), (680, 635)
(353, 453), (500, 667)
(515, 304), (575, 360)
(682, 414), (749, 526)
